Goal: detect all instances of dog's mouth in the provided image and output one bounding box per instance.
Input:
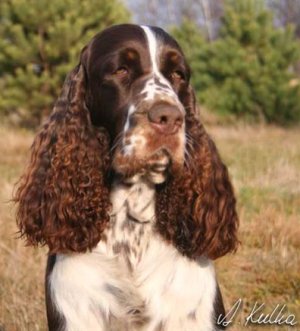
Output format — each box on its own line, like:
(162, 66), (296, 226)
(111, 117), (186, 184)
(113, 148), (173, 184)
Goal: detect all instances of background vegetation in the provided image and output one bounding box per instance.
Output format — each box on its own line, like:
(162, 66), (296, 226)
(0, 0), (299, 330)
(0, 0), (130, 126)
(1, 0), (300, 125)
(173, 1), (300, 124)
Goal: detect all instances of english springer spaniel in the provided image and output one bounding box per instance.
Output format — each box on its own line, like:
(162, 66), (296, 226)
(15, 24), (239, 331)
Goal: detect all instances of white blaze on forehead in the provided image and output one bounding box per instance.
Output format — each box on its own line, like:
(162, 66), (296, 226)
(140, 25), (179, 102)
(141, 25), (160, 75)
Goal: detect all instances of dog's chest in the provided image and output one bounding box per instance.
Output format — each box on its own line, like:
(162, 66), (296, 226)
(103, 180), (156, 269)
(52, 179), (218, 331)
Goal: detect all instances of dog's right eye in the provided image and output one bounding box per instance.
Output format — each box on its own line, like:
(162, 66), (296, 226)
(170, 70), (185, 82)
(113, 66), (129, 76)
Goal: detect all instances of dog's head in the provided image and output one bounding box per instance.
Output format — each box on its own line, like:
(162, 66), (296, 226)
(15, 24), (239, 259)
(82, 24), (193, 183)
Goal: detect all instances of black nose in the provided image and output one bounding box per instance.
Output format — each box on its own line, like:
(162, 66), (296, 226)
(148, 104), (183, 134)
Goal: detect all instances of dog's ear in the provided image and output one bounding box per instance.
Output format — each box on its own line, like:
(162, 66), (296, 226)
(156, 86), (239, 260)
(15, 48), (111, 253)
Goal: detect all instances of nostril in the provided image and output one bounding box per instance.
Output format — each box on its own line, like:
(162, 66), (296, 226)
(160, 115), (168, 125)
(175, 116), (183, 126)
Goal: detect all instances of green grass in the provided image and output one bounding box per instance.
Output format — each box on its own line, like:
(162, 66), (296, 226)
(0, 124), (299, 330)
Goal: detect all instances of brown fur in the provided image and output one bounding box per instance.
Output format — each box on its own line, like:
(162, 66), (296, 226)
(156, 87), (239, 259)
(14, 62), (111, 253)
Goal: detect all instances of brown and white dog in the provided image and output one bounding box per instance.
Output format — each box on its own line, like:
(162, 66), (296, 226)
(15, 24), (239, 331)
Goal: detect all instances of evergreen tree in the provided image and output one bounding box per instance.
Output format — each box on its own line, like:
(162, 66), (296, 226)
(0, 0), (130, 126)
(174, 0), (300, 124)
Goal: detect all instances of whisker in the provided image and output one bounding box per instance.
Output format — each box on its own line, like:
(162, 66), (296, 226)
(184, 145), (193, 172)
(110, 133), (124, 153)
(184, 133), (199, 173)
(185, 132), (195, 144)
(185, 133), (195, 153)
(184, 153), (192, 172)
(185, 138), (194, 152)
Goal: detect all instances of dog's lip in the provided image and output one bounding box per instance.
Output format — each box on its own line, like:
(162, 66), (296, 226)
(146, 149), (171, 171)
(150, 163), (168, 172)
(116, 150), (170, 185)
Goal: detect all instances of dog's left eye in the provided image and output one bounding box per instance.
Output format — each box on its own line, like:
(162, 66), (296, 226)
(170, 70), (185, 81)
(113, 66), (129, 76)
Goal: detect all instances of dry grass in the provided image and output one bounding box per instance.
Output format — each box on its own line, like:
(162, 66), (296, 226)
(0, 124), (299, 330)
(210, 125), (300, 331)
(0, 127), (47, 331)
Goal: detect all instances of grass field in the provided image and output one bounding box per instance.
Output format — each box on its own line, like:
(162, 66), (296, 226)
(0, 124), (299, 331)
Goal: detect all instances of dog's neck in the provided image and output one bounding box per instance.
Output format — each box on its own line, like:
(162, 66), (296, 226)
(99, 178), (157, 270)
(110, 178), (156, 224)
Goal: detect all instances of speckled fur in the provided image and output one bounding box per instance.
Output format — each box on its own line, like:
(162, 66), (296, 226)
(49, 178), (221, 331)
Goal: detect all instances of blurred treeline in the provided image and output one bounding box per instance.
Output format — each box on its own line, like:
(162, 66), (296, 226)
(0, 0), (300, 127)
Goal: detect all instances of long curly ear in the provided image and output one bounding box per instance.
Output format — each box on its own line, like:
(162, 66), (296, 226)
(156, 87), (239, 260)
(14, 59), (111, 253)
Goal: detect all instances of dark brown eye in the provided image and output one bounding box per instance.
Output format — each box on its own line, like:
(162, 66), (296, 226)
(170, 70), (185, 81)
(113, 66), (129, 76)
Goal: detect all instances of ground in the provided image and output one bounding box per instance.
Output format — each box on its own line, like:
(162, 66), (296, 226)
(0, 124), (299, 331)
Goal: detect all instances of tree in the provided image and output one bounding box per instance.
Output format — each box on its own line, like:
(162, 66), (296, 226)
(174, 0), (300, 124)
(0, 0), (130, 126)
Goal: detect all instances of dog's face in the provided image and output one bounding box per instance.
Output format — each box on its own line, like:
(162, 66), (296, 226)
(83, 24), (191, 183)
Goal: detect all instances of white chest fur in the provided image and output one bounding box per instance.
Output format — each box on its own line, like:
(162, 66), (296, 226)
(49, 180), (218, 331)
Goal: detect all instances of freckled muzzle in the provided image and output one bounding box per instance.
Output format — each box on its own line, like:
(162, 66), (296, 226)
(112, 75), (186, 182)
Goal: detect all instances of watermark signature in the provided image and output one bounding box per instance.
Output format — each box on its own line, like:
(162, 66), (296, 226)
(217, 299), (298, 327)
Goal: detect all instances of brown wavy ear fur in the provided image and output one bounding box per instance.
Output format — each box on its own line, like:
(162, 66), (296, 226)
(14, 57), (111, 253)
(156, 86), (239, 260)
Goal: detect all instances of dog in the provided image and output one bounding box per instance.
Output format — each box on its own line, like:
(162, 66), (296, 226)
(15, 24), (239, 331)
